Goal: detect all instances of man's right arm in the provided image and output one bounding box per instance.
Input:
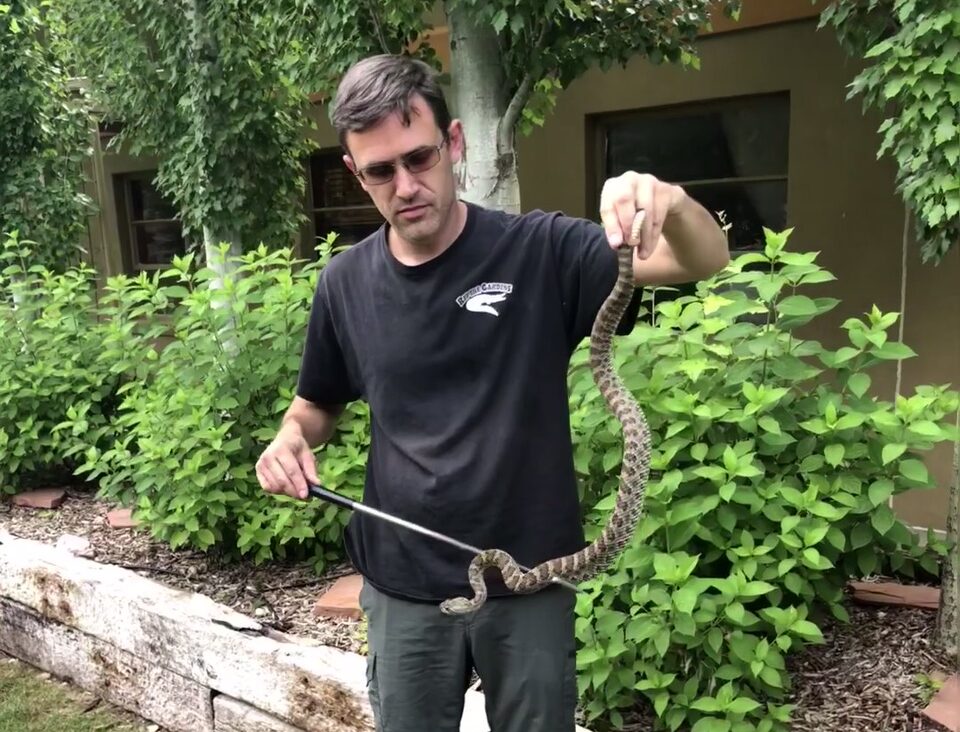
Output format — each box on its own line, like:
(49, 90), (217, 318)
(256, 396), (345, 500)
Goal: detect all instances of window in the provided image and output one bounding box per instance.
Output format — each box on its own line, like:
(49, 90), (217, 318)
(307, 148), (383, 251)
(592, 92), (790, 252)
(115, 171), (187, 272)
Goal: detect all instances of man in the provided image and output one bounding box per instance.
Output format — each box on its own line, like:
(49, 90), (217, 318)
(256, 54), (728, 732)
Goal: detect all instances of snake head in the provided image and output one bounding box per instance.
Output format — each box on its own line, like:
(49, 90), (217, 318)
(439, 596), (478, 615)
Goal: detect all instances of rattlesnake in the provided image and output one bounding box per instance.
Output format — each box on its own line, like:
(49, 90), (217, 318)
(440, 211), (652, 615)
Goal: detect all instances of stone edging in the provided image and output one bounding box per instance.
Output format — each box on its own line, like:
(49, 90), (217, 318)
(0, 529), (591, 732)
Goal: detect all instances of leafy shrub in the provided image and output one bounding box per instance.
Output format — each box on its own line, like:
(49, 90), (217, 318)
(72, 237), (368, 569)
(0, 232), (118, 492)
(568, 228), (958, 731)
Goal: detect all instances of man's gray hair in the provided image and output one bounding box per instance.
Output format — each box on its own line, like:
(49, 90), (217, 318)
(330, 54), (452, 152)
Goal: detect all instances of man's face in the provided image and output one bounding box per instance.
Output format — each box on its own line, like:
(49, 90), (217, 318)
(343, 94), (464, 246)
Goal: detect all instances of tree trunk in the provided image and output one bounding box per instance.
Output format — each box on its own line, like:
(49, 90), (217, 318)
(445, 4), (521, 214)
(203, 226), (241, 355)
(894, 207), (908, 399)
(189, 0), (241, 293)
(936, 409), (960, 663)
(203, 226), (242, 293)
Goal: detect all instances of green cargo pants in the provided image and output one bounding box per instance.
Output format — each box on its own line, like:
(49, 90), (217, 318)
(358, 579), (578, 732)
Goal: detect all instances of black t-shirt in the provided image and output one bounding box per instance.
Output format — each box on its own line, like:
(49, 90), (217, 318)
(296, 201), (638, 602)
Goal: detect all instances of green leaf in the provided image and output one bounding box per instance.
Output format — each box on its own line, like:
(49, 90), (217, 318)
(791, 619), (824, 643)
(899, 458), (929, 483)
(871, 505), (896, 535)
(882, 443), (908, 464)
(707, 627), (724, 655)
(824, 443), (845, 466)
(654, 627), (671, 657)
(673, 586), (698, 614)
(725, 602), (746, 624)
(758, 415), (781, 435)
(692, 717), (731, 732)
(741, 581), (775, 597)
(727, 697), (762, 715)
(868, 479), (894, 506)
(847, 372), (871, 397)
(871, 342), (917, 360)
(777, 295), (817, 317)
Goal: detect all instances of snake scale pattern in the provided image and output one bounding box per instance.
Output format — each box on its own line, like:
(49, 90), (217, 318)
(440, 211), (652, 615)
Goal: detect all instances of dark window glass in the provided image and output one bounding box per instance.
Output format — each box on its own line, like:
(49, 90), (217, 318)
(604, 94), (790, 184)
(130, 179), (179, 221)
(308, 149), (384, 250)
(600, 93), (790, 252)
(118, 173), (187, 271)
(684, 180), (788, 252)
(134, 222), (186, 265)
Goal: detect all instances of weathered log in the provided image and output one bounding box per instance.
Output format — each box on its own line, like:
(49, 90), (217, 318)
(0, 596), (213, 732)
(0, 531), (371, 731)
(0, 530), (593, 732)
(214, 694), (304, 732)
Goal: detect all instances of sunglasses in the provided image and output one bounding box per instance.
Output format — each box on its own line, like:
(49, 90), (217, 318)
(352, 140), (446, 185)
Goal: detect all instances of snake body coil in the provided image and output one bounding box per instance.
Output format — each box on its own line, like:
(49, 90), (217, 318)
(440, 213), (652, 615)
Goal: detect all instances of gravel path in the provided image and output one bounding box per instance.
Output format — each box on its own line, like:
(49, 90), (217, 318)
(1, 486), (954, 732)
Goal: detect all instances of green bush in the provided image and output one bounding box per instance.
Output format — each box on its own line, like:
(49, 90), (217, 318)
(3, 222), (956, 730)
(569, 228), (958, 731)
(0, 232), (118, 492)
(71, 237), (368, 569)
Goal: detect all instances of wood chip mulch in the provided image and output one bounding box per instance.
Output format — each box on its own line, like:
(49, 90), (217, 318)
(0, 485), (364, 654)
(2, 485), (956, 732)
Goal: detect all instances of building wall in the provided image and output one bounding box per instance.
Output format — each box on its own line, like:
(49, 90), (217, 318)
(512, 18), (959, 531)
(81, 9), (958, 531)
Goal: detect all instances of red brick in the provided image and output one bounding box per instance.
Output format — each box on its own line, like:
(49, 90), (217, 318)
(312, 573), (363, 621)
(11, 488), (66, 509)
(106, 507), (139, 528)
(848, 581), (940, 610)
(923, 674), (960, 732)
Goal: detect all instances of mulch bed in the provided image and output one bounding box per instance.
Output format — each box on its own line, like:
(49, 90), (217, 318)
(1, 485), (955, 732)
(0, 484), (363, 653)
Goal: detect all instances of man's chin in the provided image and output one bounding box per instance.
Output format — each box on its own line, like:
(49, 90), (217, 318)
(391, 214), (438, 243)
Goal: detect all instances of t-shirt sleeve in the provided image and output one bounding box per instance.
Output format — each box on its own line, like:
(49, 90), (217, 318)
(549, 213), (640, 346)
(295, 269), (362, 406)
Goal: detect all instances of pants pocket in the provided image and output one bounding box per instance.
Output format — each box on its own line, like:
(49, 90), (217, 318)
(365, 651), (382, 730)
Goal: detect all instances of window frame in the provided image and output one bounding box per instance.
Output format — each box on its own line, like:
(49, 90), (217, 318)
(115, 170), (188, 273)
(304, 147), (384, 256)
(585, 91), (791, 254)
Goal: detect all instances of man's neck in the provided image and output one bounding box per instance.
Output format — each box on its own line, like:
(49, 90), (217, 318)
(389, 200), (468, 267)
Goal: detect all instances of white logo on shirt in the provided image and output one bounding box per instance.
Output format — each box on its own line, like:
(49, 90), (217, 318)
(456, 282), (513, 317)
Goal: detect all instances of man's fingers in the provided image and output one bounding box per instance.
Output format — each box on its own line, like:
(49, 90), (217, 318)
(298, 447), (320, 491)
(599, 197), (624, 247)
(257, 449), (308, 499)
(256, 459), (284, 495)
(613, 197), (637, 250)
(274, 450), (308, 499)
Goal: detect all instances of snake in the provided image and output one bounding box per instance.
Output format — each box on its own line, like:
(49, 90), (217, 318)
(439, 210), (652, 615)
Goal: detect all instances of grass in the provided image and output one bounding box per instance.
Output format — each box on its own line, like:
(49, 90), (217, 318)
(0, 655), (148, 732)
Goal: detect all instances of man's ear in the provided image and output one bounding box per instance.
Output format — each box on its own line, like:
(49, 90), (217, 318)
(447, 119), (465, 165)
(343, 154), (370, 192)
(342, 154), (357, 175)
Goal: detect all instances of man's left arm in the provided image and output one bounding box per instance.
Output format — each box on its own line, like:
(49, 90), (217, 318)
(599, 171), (731, 286)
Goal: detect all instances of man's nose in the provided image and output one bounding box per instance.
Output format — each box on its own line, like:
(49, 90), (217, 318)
(393, 164), (419, 198)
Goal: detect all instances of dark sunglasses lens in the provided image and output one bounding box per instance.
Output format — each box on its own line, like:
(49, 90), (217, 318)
(363, 164), (395, 184)
(405, 147), (440, 172)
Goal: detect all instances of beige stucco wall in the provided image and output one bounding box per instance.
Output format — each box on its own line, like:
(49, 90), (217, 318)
(510, 18), (958, 531)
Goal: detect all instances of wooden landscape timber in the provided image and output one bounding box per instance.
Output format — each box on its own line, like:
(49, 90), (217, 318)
(0, 529), (592, 732)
